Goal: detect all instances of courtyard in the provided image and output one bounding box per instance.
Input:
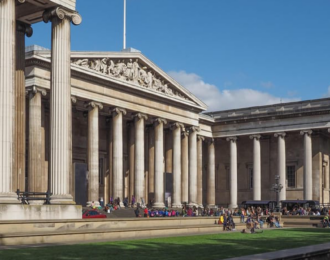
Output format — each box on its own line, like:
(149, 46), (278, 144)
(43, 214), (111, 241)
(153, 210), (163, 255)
(0, 228), (329, 260)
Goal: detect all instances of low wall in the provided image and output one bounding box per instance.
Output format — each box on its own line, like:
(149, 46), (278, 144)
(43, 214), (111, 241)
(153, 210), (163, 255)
(0, 216), (219, 234)
(0, 204), (82, 221)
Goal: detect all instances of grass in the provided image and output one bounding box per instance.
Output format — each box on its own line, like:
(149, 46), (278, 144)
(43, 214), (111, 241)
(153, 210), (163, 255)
(1, 229), (330, 260)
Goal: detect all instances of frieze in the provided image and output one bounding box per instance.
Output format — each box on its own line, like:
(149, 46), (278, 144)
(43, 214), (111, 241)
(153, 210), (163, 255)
(71, 58), (190, 101)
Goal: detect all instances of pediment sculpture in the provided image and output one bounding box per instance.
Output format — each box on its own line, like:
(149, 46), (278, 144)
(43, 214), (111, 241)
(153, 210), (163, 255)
(71, 58), (189, 101)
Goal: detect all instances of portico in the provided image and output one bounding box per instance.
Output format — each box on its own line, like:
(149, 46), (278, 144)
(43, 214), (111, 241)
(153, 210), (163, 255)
(1, 0), (330, 221)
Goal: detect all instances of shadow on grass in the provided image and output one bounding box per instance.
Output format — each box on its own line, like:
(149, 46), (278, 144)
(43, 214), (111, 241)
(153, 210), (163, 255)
(1, 229), (330, 260)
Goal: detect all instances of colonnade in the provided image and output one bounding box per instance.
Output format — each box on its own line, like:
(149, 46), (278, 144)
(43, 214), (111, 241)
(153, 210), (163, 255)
(0, 0), (82, 205)
(25, 91), (317, 208)
(0, 0), (317, 208)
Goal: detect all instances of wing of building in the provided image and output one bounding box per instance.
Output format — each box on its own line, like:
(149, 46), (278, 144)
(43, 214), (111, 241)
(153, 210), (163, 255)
(0, 0), (329, 220)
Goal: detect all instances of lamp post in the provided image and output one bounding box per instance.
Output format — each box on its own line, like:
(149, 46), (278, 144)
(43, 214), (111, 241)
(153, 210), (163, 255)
(271, 175), (283, 212)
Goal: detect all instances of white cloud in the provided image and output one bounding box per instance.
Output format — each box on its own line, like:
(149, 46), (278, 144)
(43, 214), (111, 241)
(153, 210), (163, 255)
(168, 70), (300, 112)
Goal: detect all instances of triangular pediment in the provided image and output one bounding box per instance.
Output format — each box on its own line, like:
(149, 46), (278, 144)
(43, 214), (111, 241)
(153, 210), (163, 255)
(70, 52), (207, 110)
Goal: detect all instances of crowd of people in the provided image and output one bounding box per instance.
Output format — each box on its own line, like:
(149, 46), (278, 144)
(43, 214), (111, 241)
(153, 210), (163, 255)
(90, 196), (330, 231)
(281, 206), (324, 216)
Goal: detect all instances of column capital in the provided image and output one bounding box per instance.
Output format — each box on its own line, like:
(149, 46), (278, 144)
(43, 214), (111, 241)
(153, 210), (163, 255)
(189, 126), (200, 133)
(206, 138), (215, 144)
(249, 134), (261, 140)
(17, 0), (26, 3)
(197, 135), (205, 141)
(274, 132), (286, 138)
(16, 21), (33, 37)
(182, 130), (189, 137)
(300, 130), (313, 136)
(133, 113), (148, 120)
(26, 86), (47, 97)
(226, 136), (238, 142)
(71, 96), (77, 104)
(154, 118), (167, 125)
(170, 122), (184, 131)
(85, 101), (103, 110)
(43, 7), (82, 26)
(112, 107), (127, 116)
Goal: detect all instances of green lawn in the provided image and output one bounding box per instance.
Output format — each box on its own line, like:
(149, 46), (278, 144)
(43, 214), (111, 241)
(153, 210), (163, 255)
(1, 229), (330, 260)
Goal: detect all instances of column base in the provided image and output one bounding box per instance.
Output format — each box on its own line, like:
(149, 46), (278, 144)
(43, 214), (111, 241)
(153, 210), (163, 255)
(153, 202), (165, 208)
(229, 204), (238, 209)
(188, 203), (198, 208)
(207, 204), (216, 208)
(0, 192), (20, 204)
(198, 204), (204, 208)
(51, 194), (76, 205)
(172, 203), (182, 208)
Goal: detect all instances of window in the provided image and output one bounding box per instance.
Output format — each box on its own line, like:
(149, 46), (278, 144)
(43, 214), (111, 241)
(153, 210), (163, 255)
(248, 167), (253, 189)
(286, 165), (296, 188)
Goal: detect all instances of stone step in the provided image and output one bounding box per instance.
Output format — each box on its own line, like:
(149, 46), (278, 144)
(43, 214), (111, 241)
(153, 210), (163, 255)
(283, 222), (319, 228)
(0, 217), (221, 234)
(0, 219), (267, 246)
(0, 224), (235, 246)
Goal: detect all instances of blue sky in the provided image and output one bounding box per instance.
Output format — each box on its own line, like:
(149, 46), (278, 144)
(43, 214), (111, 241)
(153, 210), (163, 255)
(27, 0), (330, 111)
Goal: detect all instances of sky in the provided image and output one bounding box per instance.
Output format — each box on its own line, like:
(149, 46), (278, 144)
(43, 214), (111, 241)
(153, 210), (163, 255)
(26, 0), (330, 112)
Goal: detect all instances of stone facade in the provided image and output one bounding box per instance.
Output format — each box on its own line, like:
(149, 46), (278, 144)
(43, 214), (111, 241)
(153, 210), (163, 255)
(1, 0), (330, 220)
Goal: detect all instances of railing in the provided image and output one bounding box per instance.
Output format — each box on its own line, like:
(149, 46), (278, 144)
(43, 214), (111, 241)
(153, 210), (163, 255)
(16, 189), (52, 205)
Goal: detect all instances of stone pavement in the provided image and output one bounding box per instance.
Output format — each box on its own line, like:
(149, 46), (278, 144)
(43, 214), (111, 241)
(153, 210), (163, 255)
(225, 242), (330, 260)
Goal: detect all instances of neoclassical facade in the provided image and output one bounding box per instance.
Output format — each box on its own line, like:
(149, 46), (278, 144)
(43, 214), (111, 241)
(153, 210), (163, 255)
(0, 0), (329, 220)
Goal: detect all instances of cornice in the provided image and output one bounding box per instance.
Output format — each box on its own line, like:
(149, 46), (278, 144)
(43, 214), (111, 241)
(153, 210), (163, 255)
(25, 57), (203, 113)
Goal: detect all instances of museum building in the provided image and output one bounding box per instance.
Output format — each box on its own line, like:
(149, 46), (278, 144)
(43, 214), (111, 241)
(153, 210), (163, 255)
(0, 0), (329, 220)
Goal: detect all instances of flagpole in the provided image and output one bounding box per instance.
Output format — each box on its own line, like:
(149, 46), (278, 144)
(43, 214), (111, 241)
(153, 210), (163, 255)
(123, 0), (126, 50)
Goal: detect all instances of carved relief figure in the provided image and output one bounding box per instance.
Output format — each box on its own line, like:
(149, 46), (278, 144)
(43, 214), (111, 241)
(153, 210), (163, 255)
(71, 58), (190, 101)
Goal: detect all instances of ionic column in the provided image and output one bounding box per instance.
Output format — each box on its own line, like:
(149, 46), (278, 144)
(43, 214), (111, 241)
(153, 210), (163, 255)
(43, 7), (82, 204)
(181, 130), (189, 203)
(250, 135), (261, 200)
(134, 113), (148, 205)
(112, 108), (126, 206)
(165, 130), (173, 173)
(274, 132), (286, 201)
(86, 102), (103, 205)
(301, 130), (313, 200)
(106, 116), (113, 202)
(171, 123), (184, 208)
(148, 126), (155, 200)
(0, 0), (17, 202)
(227, 137), (238, 209)
(70, 96), (77, 199)
(197, 135), (204, 207)
(27, 87), (47, 193)
(153, 118), (167, 208)
(189, 126), (199, 206)
(207, 138), (216, 207)
(128, 122), (135, 203)
(15, 22), (32, 192)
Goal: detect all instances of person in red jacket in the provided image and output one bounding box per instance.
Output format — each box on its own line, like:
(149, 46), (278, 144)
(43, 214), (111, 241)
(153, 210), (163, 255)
(144, 208), (148, 217)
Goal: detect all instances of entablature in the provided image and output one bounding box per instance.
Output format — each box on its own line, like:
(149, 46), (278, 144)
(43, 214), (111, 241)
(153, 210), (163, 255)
(16, 0), (76, 24)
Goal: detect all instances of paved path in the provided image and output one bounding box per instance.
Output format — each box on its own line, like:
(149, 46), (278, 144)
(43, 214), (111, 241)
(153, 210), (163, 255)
(225, 242), (330, 260)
